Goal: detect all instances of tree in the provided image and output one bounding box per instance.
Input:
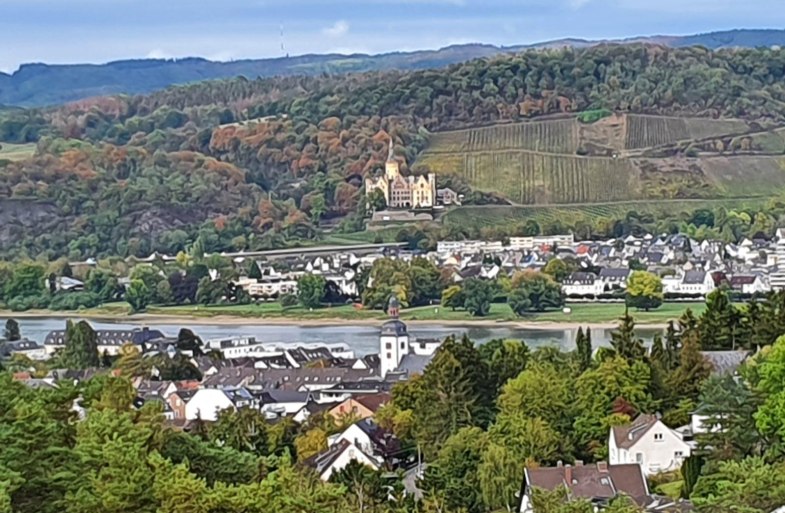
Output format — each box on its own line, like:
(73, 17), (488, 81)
(294, 428), (327, 460)
(462, 278), (495, 317)
(409, 257), (441, 306)
(576, 327), (592, 371)
(330, 460), (392, 513)
(210, 408), (269, 456)
(753, 336), (785, 443)
(366, 188), (386, 212)
(247, 260), (262, 280)
(625, 271), (663, 311)
(680, 455), (704, 499)
(699, 288), (740, 350)
(692, 457), (785, 513)
(3, 319), (20, 341)
(479, 339), (530, 393)
(508, 271), (564, 315)
(125, 279), (150, 312)
(440, 285), (464, 311)
(543, 258), (574, 282)
(61, 320), (99, 369)
(609, 308), (646, 363)
(422, 427), (488, 513)
(668, 330), (712, 404)
(696, 375), (762, 461)
(297, 273), (326, 309)
(413, 336), (492, 457)
(4, 262), (46, 299)
(195, 277), (227, 305)
(498, 363), (573, 436)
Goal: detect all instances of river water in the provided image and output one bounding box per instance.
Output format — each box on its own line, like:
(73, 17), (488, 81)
(7, 318), (663, 356)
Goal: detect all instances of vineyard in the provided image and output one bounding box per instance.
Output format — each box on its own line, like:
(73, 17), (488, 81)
(624, 115), (751, 149)
(418, 113), (781, 207)
(425, 118), (579, 154)
(443, 198), (766, 231)
(460, 151), (636, 204)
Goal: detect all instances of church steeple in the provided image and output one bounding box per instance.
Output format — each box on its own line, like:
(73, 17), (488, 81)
(387, 137), (395, 163)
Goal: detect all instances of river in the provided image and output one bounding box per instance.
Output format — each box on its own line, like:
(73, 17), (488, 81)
(7, 317), (664, 356)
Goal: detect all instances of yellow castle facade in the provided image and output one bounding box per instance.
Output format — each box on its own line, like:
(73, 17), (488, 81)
(365, 139), (436, 209)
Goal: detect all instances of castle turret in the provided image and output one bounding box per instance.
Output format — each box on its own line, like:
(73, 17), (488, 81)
(385, 138), (400, 181)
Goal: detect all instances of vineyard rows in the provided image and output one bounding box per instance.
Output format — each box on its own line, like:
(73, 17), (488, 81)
(625, 115), (751, 149)
(426, 119), (579, 154)
(461, 151), (635, 205)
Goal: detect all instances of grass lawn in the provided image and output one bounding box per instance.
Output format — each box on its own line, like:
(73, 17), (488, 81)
(146, 301), (705, 325)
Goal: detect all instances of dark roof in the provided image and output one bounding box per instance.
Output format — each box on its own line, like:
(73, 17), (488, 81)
(525, 462), (649, 506)
(682, 270), (707, 285)
(381, 319), (408, 336)
(354, 418), (402, 456)
(611, 414), (658, 450)
(564, 272), (597, 285)
(44, 327), (165, 347)
(255, 389), (310, 404)
(599, 268), (630, 280)
(729, 275), (757, 287)
(0, 339), (42, 358)
(302, 439), (353, 475)
(396, 353), (432, 375)
(354, 393), (392, 413)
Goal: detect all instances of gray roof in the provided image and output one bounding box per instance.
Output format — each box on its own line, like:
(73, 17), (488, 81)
(381, 319), (408, 336)
(564, 272), (597, 285)
(397, 353), (433, 376)
(683, 270), (707, 285)
(701, 351), (750, 375)
(599, 268), (630, 280)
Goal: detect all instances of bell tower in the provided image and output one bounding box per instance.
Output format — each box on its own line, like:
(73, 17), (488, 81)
(385, 138), (400, 181)
(379, 295), (409, 377)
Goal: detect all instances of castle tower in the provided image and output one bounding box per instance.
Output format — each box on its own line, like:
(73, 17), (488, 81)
(379, 295), (409, 377)
(385, 138), (400, 181)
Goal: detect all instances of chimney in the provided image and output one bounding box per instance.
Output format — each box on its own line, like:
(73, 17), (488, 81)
(597, 461), (608, 473)
(575, 460), (584, 467)
(564, 464), (572, 485)
(556, 460), (563, 468)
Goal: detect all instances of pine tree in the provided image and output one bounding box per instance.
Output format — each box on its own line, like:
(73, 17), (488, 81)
(650, 333), (665, 366)
(610, 307), (646, 362)
(699, 289), (739, 350)
(247, 260), (262, 280)
(664, 321), (681, 371)
(669, 330), (711, 402)
(576, 327), (592, 371)
(3, 319), (20, 341)
(61, 320), (100, 369)
(680, 455), (704, 498)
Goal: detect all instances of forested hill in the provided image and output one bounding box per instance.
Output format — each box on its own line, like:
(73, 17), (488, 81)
(2, 29), (785, 107)
(3, 44), (785, 260)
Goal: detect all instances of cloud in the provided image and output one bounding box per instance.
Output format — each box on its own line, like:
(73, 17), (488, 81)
(322, 20), (350, 37)
(145, 48), (172, 59)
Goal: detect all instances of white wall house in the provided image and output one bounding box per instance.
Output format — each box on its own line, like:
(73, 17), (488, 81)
(562, 272), (604, 296)
(185, 389), (236, 421)
(609, 414), (691, 476)
(306, 439), (380, 481)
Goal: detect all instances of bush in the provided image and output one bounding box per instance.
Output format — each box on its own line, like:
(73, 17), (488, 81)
(280, 293), (299, 308)
(48, 292), (102, 311)
(7, 294), (51, 312)
(577, 109), (612, 124)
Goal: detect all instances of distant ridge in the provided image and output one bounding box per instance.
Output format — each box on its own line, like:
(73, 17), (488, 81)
(1, 29), (784, 107)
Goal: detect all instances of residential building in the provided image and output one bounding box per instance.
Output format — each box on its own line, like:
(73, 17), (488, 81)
(184, 387), (254, 421)
(729, 274), (770, 295)
(302, 439), (380, 481)
(609, 414), (691, 475)
(771, 230), (785, 290)
(365, 138), (436, 209)
(562, 272), (604, 297)
(328, 418), (402, 465)
(519, 461), (650, 513)
(44, 327), (165, 356)
(328, 393), (391, 421)
(436, 187), (461, 206)
(0, 338), (47, 360)
(598, 268), (631, 290)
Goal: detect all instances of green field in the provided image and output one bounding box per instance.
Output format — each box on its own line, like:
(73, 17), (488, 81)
(425, 118), (580, 154)
(145, 301), (706, 325)
(442, 198), (763, 229)
(0, 143), (35, 162)
(625, 115), (750, 149)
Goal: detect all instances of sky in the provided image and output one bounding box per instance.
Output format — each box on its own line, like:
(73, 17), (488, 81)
(1, 0), (784, 73)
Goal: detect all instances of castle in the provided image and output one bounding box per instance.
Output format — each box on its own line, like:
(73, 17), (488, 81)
(365, 139), (436, 209)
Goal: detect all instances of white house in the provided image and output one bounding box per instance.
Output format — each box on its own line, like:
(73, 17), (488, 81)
(303, 439), (380, 481)
(562, 272), (604, 297)
(184, 388), (254, 421)
(609, 414), (691, 476)
(730, 274), (770, 295)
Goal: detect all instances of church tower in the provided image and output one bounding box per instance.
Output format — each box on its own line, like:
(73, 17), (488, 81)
(385, 137), (400, 181)
(379, 295), (409, 377)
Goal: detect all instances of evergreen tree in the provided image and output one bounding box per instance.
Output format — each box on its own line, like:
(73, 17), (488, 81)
(3, 319), (20, 341)
(247, 260), (262, 280)
(576, 327), (592, 371)
(664, 321), (681, 371)
(610, 308), (646, 362)
(680, 455), (704, 499)
(668, 330), (711, 402)
(650, 333), (665, 366)
(699, 289), (739, 350)
(679, 308), (699, 336)
(61, 320), (100, 369)
(696, 375), (762, 461)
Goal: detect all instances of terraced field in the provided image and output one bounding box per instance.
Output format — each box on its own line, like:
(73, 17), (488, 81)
(624, 115), (750, 149)
(418, 113), (775, 206)
(0, 143), (36, 162)
(426, 118), (579, 154)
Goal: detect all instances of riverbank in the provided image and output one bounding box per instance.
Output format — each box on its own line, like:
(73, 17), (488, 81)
(0, 301), (707, 329)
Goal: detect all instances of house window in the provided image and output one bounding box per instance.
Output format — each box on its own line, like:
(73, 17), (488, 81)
(400, 342), (405, 350)
(385, 343), (392, 350)
(636, 453), (643, 463)
(654, 433), (664, 442)
(386, 353), (391, 360)
(675, 451), (684, 458)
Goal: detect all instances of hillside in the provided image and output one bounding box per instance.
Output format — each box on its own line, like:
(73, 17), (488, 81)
(2, 29), (785, 107)
(417, 114), (785, 205)
(3, 45), (785, 258)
